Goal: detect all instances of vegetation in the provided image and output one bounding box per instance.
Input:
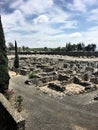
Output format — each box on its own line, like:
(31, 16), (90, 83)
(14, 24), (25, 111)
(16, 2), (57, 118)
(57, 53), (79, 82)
(6, 42), (97, 54)
(16, 95), (23, 112)
(0, 16), (10, 93)
(52, 43), (96, 52)
(4, 89), (15, 100)
(8, 42), (14, 51)
(29, 71), (37, 79)
(14, 41), (19, 69)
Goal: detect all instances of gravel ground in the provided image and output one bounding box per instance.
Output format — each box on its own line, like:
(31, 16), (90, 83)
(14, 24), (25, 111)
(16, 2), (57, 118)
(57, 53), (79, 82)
(8, 54), (98, 62)
(9, 75), (98, 130)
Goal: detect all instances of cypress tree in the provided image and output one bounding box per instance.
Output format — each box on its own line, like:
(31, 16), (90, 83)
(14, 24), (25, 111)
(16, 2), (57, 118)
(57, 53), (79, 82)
(14, 40), (19, 69)
(0, 16), (10, 93)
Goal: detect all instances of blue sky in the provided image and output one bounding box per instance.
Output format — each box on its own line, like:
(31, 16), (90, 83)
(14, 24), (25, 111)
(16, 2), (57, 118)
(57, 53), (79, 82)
(0, 0), (98, 48)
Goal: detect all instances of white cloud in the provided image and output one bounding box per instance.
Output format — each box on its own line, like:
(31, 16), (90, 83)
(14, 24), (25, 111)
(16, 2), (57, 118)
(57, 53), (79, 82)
(0, 0), (7, 5)
(87, 9), (98, 22)
(0, 1), (4, 5)
(10, 0), (54, 15)
(60, 20), (78, 29)
(49, 7), (70, 23)
(67, 0), (97, 12)
(2, 10), (26, 32)
(83, 0), (97, 5)
(89, 26), (98, 31)
(0, 10), (84, 48)
(69, 32), (82, 38)
(81, 26), (98, 45)
(1, 0), (98, 48)
(10, 0), (23, 9)
(1, 10), (31, 45)
(67, 0), (86, 12)
(33, 15), (49, 24)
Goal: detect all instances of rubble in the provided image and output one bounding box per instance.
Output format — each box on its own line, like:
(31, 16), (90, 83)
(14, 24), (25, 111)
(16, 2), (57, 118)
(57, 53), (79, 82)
(9, 55), (98, 96)
(48, 83), (65, 92)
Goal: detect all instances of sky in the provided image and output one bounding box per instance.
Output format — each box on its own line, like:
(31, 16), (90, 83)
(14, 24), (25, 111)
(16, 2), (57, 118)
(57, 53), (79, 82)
(0, 0), (98, 48)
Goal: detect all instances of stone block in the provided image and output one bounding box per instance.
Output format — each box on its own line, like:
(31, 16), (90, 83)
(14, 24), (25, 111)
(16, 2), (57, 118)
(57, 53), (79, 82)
(48, 83), (65, 92)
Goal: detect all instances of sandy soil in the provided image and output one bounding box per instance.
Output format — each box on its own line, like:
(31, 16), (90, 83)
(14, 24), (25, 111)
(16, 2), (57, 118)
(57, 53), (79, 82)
(9, 71), (21, 78)
(65, 83), (85, 95)
(9, 71), (16, 77)
(72, 125), (87, 130)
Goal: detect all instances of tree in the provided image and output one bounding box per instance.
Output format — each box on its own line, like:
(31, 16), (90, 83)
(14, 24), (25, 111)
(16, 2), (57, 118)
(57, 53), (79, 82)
(0, 16), (10, 93)
(43, 47), (48, 51)
(22, 45), (26, 51)
(66, 42), (72, 52)
(77, 43), (83, 51)
(55, 47), (61, 52)
(81, 43), (85, 51)
(85, 44), (92, 52)
(8, 42), (14, 51)
(84, 44), (96, 52)
(71, 44), (77, 51)
(91, 44), (96, 51)
(14, 41), (19, 69)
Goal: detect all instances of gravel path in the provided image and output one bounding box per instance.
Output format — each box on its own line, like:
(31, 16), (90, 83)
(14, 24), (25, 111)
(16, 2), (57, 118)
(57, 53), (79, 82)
(9, 75), (98, 130)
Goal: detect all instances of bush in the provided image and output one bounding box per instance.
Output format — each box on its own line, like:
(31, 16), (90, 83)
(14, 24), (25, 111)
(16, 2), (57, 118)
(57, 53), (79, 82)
(4, 89), (15, 100)
(16, 95), (23, 112)
(29, 71), (37, 79)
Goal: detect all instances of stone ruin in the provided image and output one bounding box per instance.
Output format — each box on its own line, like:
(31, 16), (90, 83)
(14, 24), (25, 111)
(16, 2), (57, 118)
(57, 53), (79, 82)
(48, 82), (65, 92)
(9, 55), (98, 94)
(0, 93), (25, 130)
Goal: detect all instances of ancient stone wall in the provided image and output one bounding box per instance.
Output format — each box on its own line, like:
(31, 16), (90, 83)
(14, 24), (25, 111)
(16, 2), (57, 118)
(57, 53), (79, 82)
(0, 93), (25, 130)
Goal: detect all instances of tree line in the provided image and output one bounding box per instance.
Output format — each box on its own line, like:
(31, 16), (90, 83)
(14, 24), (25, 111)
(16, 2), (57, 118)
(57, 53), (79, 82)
(53, 43), (96, 52)
(7, 42), (97, 53)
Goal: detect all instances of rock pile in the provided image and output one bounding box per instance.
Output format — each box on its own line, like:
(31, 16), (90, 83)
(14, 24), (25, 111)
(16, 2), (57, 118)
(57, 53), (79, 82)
(48, 83), (65, 92)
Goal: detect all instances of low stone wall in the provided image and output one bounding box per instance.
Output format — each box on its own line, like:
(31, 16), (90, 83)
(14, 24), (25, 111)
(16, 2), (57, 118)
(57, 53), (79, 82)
(0, 93), (25, 130)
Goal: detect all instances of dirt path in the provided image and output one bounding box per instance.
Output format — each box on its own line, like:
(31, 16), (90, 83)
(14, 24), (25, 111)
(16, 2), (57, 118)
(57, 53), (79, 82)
(9, 76), (98, 130)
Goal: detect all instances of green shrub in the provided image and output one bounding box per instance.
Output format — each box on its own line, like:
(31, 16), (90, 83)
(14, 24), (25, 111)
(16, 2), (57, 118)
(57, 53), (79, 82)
(4, 89), (15, 100)
(29, 71), (37, 79)
(16, 95), (23, 112)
